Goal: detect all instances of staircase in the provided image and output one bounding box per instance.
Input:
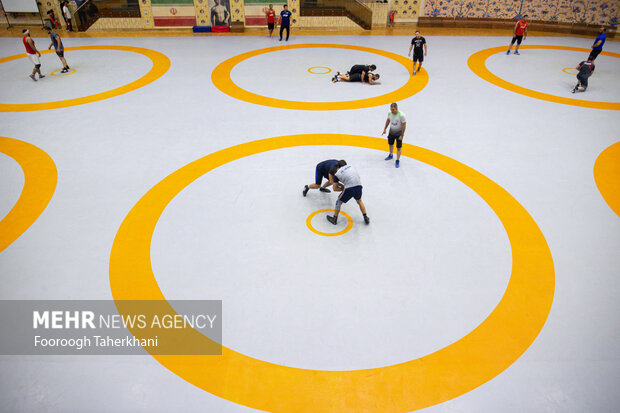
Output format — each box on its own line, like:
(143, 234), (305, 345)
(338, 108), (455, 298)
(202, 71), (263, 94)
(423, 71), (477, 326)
(300, 0), (372, 30)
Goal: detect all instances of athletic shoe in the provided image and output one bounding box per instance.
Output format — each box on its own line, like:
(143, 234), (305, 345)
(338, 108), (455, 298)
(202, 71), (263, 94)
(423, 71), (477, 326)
(412, 71), (416, 76)
(506, 50), (510, 55)
(395, 160), (400, 168)
(29, 74), (37, 81)
(337, 72), (341, 76)
(303, 185), (309, 197)
(385, 154), (393, 161)
(326, 215), (337, 225)
(364, 215), (370, 225)
(319, 187), (331, 193)
(514, 51), (520, 55)
(332, 76), (336, 83)
(61, 68), (68, 73)
(39, 74), (45, 79)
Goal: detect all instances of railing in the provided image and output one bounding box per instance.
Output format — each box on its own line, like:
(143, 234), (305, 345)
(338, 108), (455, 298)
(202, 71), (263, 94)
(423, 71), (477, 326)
(74, 0), (140, 31)
(300, 0), (372, 29)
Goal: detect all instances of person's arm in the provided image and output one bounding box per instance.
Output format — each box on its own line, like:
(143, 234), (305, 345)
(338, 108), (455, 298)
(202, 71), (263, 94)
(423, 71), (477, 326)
(591, 64), (595, 75)
(265, 11), (268, 24)
(48, 40), (53, 50)
(424, 42), (427, 56)
(576, 62), (582, 70)
(382, 117), (390, 135)
(523, 26), (527, 40)
(592, 38), (602, 48)
(399, 121), (406, 141)
(513, 21), (518, 36)
(408, 43), (413, 56)
(361, 71), (366, 84)
(325, 174), (335, 188)
(27, 38), (40, 56)
(369, 77), (380, 85)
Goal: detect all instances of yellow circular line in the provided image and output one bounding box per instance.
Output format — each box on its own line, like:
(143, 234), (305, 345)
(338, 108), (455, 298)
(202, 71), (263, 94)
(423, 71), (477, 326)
(562, 67), (578, 75)
(306, 209), (353, 236)
(0, 46), (170, 112)
(307, 66), (332, 74)
(468, 45), (620, 110)
(594, 141), (620, 218)
(110, 134), (554, 412)
(0, 137), (57, 253)
(50, 68), (76, 76)
(211, 44), (428, 110)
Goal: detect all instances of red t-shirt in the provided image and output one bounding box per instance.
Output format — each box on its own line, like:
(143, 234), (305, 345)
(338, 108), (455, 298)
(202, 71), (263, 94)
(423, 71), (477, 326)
(267, 10), (275, 23)
(23, 35), (36, 54)
(515, 20), (528, 36)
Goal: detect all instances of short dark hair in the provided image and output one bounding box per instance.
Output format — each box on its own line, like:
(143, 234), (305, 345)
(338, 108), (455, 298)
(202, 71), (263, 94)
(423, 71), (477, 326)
(22, 29), (28, 33)
(374, 74), (380, 79)
(415, 30), (420, 34)
(283, 4), (287, 7)
(523, 14), (528, 18)
(338, 160), (347, 167)
(369, 64), (376, 70)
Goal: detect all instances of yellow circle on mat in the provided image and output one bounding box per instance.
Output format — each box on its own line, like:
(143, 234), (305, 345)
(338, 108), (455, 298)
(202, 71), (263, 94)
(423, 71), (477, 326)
(109, 134), (554, 412)
(50, 68), (76, 76)
(0, 137), (57, 253)
(306, 209), (353, 236)
(594, 141), (620, 218)
(468, 45), (620, 110)
(211, 44), (428, 110)
(308, 66), (332, 74)
(0, 46), (170, 112)
(562, 67), (578, 75)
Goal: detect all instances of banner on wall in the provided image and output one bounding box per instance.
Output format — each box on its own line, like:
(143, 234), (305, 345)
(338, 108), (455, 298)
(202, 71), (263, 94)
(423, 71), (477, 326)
(244, 0), (286, 27)
(152, 0), (197, 27)
(2, 0), (39, 13)
(209, 0), (231, 26)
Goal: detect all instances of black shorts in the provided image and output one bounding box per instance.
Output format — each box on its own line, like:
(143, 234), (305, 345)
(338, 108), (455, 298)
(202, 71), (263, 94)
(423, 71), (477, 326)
(349, 72), (362, 82)
(268, 22), (274, 30)
(387, 132), (403, 148)
(56, 50), (64, 57)
(588, 49), (602, 61)
(511, 35), (523, 45)
(338, 185), (362, 203)
(577, 74), (589, 89)
(314, 167), (328, 185)
(413, 51), (424, 62)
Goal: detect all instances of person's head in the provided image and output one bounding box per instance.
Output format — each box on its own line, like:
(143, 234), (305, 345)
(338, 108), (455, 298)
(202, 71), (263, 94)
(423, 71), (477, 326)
(415, 30), (421, 38)
(330, 160), (347, 175)
(373, 73), (380, 80)
(22, 29), (30, 37)
(522, 14), (528, 21)
(283, 4), (288, 10)
(390, 102), (398, 114)
(587, 58), (593, 63)
(269, 3), (273, 9)
(46, 27), (52, 34)
(599, 27), (606, 34)
(369, 64), (376, 71)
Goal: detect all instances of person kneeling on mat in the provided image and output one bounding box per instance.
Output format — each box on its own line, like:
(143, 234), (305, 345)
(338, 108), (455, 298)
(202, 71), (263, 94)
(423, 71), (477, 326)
(572, 59), (595, 93)
(326, 160), (370, 225)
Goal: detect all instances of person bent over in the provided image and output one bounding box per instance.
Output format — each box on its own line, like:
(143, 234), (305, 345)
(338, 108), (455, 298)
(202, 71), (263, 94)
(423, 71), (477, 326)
(572, 59), (595, 93)
(326, 160), (369, 225)
(303, 159), (338, 196)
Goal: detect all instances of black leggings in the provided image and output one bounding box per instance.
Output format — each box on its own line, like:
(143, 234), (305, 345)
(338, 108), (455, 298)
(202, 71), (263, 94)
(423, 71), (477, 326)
(280, 24), (289, 40)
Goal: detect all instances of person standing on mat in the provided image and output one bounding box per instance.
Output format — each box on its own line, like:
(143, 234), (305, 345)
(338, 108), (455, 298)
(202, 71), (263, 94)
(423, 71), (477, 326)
(507, 15), (528, 55)
(266, 4), (277, 38)
(382, 103), (406, 168)
(62, 1), (73, 32)
(22, 29), (44, 82)
(588, 27), (606, 61)
(47, 27), (70, 73)
(326, 160), (370, 225)
(572, 59), (595, 93)
(303, 159), (338, 196)
(408, 30), (427, 75)
(279, 4), (292, 41)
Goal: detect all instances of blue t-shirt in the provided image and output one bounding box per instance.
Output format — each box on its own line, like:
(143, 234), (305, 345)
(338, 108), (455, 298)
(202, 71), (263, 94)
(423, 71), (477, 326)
(593, 33), (606, 51)
(280, 10), (292, 25)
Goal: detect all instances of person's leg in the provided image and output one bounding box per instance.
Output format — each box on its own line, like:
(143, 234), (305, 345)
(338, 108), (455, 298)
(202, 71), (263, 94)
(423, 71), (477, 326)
(354, 188), (369, 224)
(279, 24), (284, 40)
(34, 64), (43, 78)
(514, 36), (523, 54)
(579, 76), (588, 92)
(60, 56), (68, 68)
(285, 25), (289, 41)
(386, 134), (395, 160)
(507, 37), (516, 54)
(395, 137), (402, 167)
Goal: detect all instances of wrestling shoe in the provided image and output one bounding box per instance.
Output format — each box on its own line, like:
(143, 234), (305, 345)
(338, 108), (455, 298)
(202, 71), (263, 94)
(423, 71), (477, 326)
(303, 185), (309, 197)
(385, 154), (393, 161)
(395, 160), (400, 168)
(39, 74), (45, 79)
(326, 215), (337, 225)
(363, 215), (370, 225)
(514, 51), (520, 55)
(506, 50), (510, 55)
(61, 68), (68, 73)
(319, 187), (331, 193)
(29, 74), (37, 81)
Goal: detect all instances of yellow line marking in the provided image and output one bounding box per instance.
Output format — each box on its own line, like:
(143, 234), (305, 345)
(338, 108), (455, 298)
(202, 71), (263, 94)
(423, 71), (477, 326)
(0, 46), (170, 112)
(594, 141), (620, 218)
(0, 137), (57, 253)
(562, 67), (578, 75)
(212, 44), (428, 110)
(110, 134), (554, 412)
(468, 45), (620, 110)
(50, 68), (76, 76)
(306, 209), (353, 236)
(307, 66), (332, 74)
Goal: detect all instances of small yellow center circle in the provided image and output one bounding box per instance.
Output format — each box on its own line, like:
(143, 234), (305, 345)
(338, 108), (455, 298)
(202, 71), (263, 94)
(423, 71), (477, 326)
(51, 68), (76, 76)
(306, 209), (353, 236)
(307, 66), (332, 74)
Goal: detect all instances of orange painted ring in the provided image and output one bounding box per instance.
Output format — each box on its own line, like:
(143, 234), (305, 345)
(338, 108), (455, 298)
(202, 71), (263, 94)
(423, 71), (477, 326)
(110, 134), (554, 412)
(50, 68), (76, 76)
(594, 141), (620, 218)
(307, 66), (332, 74)
(468, 46), (620, 110)
(0, 137), (57, 253)
(561, 67), (578, 75)
(211, 44), (428, 110)
(306, 209), (353, 236)
(0, 46), (170, 112)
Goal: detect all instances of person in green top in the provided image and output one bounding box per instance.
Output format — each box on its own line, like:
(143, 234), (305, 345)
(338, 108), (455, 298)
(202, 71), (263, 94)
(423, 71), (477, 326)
(381, 103), (407, 168)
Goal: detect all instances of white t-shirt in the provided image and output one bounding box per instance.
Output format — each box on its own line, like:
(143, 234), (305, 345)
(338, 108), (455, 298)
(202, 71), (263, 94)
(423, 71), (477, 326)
(388, 110), (406, 134)
(335, 165), (362, 188)
(63, 5), (71, 20)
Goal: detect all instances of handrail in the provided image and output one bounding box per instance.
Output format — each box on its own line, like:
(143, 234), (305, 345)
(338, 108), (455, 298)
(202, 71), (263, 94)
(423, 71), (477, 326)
(301, 0), (372, 29)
